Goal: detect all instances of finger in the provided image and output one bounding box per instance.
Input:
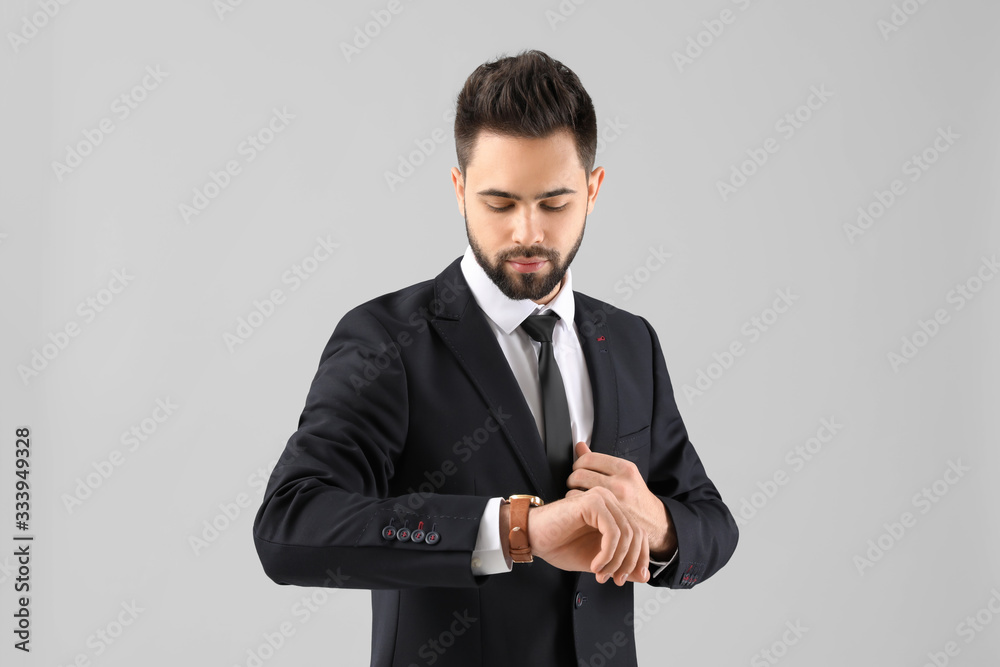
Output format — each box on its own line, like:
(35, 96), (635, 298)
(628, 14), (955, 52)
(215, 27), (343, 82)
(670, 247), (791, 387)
(589, 493), (622, 576)
(599, 520), (632, 585)
(574, 449), (625, 477)
(615, 525), (645, 586)
(625, 528), (651, 584)
(565, 488), (584, 498)
(596, 493), (632, 582)
(567, 468), (600, 492)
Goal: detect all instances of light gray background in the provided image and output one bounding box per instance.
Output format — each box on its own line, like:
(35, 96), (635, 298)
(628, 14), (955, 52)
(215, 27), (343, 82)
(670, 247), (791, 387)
(2, 0), (999, 665)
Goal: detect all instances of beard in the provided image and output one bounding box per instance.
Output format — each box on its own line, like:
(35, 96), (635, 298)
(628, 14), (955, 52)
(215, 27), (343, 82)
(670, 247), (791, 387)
(465, 204), (586, 302)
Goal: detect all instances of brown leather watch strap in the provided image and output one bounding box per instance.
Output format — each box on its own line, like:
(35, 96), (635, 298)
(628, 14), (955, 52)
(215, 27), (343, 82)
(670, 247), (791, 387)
(505, 495), (543, 563)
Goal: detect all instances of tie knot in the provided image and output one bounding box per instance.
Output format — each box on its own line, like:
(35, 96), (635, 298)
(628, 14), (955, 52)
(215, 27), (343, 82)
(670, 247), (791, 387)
(520, 311), (560, 343)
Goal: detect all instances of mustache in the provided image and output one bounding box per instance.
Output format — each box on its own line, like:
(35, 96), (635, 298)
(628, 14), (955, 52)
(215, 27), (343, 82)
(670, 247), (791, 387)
(495, 247), (560, 262)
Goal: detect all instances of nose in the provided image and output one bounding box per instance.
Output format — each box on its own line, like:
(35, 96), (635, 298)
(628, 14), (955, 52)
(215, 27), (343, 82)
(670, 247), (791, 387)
(510, 208), (544, 247)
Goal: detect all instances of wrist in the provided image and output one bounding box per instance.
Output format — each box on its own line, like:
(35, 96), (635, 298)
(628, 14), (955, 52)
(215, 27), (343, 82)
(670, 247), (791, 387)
(648, 499), (677, 559)
(650, 530), (677, 560)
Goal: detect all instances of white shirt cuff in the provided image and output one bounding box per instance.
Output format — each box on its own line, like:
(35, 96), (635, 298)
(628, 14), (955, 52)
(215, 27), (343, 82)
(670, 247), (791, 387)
(471, 497), (513, 575)
(648, 546), (679, 579)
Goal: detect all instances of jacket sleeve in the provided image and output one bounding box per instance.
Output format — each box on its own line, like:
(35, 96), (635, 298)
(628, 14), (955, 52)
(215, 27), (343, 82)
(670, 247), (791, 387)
(252, 305), (492, 590)
(637, 316), (739, 589)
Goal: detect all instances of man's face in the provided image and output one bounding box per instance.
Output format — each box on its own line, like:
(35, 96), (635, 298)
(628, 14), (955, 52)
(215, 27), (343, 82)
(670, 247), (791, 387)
(451, 129), (605, 304)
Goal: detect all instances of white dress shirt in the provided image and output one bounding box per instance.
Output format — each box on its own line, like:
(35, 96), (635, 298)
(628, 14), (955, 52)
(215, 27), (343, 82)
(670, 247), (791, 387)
(459, 246), (676, 579)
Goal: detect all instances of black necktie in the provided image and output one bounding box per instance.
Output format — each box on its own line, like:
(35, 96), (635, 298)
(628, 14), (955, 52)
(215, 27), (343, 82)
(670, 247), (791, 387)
(520, 311), (573, 490)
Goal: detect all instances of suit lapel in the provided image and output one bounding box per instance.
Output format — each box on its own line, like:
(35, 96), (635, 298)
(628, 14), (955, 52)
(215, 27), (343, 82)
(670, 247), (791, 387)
(430, 259), (560, 500)
(574, 295), (619, 456)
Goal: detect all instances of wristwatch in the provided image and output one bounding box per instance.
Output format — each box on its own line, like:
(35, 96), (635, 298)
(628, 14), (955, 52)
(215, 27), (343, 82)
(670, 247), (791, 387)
(502, 495), (544, 563)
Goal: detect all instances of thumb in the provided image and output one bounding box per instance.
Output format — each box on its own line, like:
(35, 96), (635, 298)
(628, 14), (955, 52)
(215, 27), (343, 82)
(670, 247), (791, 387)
(575, 441), (590, 459)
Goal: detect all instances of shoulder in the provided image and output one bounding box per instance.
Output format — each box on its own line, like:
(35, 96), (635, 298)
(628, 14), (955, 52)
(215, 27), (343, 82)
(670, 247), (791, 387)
(330, 277), (436, 340)
(573, 290), (658, 343)
(332, 257), (464, 338)
(356, 277), (436, 319)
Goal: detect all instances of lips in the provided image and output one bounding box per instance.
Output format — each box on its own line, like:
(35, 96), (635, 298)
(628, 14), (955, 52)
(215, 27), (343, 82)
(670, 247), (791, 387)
(507, 258), (548, 273)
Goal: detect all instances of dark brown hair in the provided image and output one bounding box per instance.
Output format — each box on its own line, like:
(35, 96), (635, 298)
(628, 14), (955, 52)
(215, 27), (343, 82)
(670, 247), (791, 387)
(454, 49), (597, 179)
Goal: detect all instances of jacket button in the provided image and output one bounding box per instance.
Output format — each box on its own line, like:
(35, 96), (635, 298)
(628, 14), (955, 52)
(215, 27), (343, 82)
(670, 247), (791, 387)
(575, 592), (586, 608)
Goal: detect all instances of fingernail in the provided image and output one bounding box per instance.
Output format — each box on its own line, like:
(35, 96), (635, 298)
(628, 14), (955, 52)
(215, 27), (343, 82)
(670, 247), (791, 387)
(641, 567), (648, 580)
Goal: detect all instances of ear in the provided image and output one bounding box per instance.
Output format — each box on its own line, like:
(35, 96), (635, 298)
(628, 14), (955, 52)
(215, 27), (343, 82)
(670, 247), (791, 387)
(586, 166), (605, 215)
(451, 167), (466, 216)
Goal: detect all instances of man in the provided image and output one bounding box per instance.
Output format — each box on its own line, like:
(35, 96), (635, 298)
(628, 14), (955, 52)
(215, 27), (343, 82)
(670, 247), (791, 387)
(253, 49), (738, 667)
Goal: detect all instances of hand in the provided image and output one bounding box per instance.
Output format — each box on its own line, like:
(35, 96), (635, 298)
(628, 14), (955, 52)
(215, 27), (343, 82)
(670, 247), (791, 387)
(566, 441), (677, 559)
(509, 487), (650, 586)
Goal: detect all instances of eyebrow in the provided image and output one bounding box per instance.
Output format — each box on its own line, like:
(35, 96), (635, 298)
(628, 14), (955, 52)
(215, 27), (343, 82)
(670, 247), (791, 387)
(475, 187), (577, 201)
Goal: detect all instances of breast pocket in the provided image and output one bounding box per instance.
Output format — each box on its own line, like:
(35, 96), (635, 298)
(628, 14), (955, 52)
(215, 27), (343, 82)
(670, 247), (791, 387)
(613, 424), (650, 478)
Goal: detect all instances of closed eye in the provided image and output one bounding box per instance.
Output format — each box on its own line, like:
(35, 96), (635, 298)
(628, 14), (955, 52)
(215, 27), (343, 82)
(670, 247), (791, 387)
(486, 203), (568, 212)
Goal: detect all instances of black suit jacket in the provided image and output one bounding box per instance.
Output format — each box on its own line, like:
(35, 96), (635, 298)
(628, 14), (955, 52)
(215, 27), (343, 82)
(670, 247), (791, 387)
(253, 256), (738, 667)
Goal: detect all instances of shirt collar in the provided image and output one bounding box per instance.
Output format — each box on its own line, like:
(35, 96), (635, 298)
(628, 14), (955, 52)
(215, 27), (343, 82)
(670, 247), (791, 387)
(460, 245), (576, 335)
